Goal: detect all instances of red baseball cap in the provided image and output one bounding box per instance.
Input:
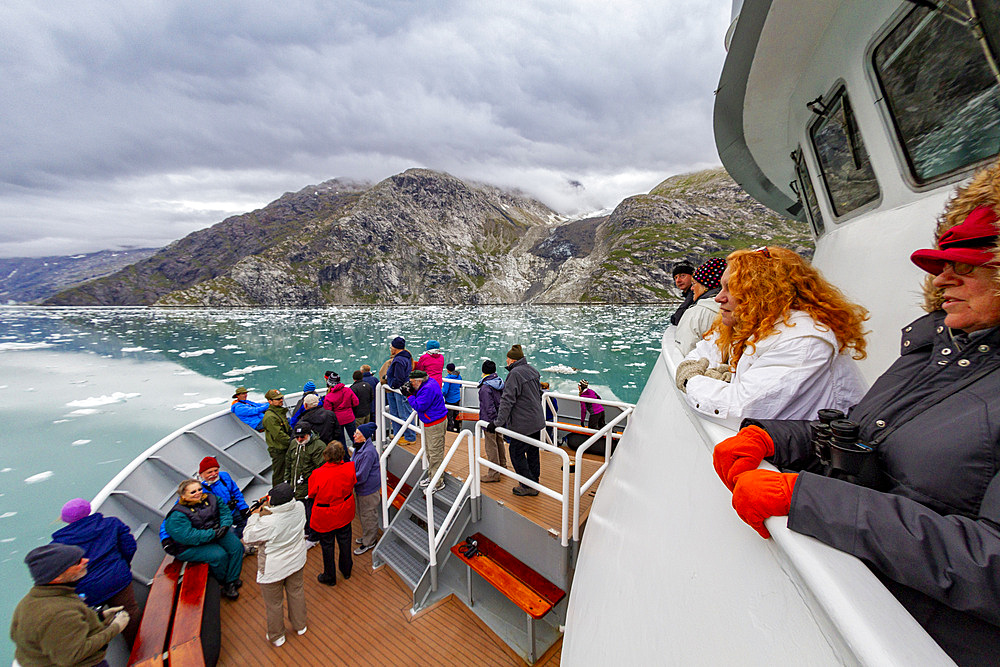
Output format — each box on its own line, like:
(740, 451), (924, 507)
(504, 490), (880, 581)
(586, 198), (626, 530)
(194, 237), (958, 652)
(910, 206), (999, 275)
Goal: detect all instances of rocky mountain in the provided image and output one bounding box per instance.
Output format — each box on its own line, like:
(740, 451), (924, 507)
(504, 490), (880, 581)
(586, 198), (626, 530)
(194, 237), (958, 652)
(0, 248), (158, 304)
(45, 167), (812, 306)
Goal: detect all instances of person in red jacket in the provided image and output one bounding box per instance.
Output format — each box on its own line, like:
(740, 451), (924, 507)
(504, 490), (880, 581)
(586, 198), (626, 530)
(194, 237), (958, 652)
(307, 442), (356, 585)
(322, 372), (359, 452)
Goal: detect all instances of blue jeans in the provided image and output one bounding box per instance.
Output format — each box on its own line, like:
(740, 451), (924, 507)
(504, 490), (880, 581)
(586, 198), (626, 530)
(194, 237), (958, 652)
(388, 392), (417, 441)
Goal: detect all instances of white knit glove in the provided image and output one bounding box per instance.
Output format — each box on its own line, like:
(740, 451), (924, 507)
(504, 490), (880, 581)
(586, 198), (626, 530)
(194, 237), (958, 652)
(675, 358), (710, 392)
(704, 364), (733, 383)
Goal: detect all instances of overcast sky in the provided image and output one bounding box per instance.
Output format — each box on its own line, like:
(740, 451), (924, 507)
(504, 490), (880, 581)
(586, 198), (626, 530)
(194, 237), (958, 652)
(0, 0), (732, 258)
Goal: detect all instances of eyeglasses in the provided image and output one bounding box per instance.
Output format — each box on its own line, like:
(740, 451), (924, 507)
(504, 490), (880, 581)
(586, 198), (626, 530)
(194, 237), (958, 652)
(940, 260), (977, 276)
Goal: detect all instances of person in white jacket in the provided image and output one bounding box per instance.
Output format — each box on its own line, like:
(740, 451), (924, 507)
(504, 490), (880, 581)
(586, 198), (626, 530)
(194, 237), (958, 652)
(675, 246), (869, 429)
(242, 482), (308, 648)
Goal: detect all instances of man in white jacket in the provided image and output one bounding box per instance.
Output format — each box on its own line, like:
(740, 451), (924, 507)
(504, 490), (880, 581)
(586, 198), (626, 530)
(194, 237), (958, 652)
(242, 483), (308, 648)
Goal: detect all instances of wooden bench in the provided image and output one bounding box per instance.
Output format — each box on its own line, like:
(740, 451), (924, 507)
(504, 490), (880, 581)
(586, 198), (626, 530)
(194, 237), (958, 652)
(129, 557), (219, 667)
(385, 471), (412, 511)
(450, 532), (566, 663)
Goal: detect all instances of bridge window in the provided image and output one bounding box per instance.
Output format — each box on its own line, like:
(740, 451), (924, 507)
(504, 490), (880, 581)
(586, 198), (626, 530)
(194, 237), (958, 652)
(792, 148), (825, 237)
(873, 0), (1000, 184)
(808, 87), (881, 217)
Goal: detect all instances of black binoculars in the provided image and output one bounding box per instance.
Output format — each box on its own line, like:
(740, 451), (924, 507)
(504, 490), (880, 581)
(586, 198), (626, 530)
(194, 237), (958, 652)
(810, 410), (884, 489)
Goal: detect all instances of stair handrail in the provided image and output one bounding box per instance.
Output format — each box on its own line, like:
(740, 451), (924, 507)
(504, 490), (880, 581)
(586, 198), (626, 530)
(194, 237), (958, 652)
(425, 429), (475, 570)
(571, 407), (633, 542)
(474, 419), (572, 546)
(377, 381), (426, 527)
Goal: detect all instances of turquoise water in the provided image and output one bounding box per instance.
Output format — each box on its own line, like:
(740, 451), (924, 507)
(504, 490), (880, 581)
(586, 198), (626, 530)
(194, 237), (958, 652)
(0, 304), (669, 662)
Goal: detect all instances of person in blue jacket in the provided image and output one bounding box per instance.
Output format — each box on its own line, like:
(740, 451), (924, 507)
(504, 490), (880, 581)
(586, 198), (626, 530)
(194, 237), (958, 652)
(198, 456), (250, 539)
(160, 479), (244, 599)
(443, 363), (463, 432)
(404, 369), (448, 491)
(230, 386), (269, 430)
(50, 498), (141, 647)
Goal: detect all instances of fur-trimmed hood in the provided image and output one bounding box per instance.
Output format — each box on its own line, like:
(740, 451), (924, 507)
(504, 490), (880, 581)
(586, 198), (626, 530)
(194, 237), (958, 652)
(922, 160), (1000, 312)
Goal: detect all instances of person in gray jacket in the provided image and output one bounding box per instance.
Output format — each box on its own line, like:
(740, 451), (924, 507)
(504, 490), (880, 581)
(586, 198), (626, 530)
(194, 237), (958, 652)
(712, 165), (1000, 666)
(488, 344), (545, 497)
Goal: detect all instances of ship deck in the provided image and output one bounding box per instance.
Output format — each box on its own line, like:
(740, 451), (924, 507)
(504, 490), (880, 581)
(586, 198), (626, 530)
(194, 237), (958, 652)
(217, 428), (607, 665)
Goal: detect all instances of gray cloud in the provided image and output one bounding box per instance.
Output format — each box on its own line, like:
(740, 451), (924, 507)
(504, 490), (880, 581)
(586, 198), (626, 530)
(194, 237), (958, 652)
(0, 0), (730, 257)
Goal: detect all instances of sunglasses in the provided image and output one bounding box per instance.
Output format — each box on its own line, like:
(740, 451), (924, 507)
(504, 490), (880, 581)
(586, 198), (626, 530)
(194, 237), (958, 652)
(939, 260), (977, 276)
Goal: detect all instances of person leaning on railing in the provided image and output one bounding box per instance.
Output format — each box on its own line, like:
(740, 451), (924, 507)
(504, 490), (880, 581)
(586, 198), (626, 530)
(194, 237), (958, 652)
(713, 162), (1000, 666)
(675, 246), (868, 429)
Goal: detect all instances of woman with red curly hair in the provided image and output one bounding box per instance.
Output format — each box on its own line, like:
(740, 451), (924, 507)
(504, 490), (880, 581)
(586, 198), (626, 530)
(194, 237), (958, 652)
(675, 246), (868, 428)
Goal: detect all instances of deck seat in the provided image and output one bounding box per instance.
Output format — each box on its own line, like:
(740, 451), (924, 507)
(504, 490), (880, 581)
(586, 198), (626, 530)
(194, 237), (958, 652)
(385, 471), (412, 511)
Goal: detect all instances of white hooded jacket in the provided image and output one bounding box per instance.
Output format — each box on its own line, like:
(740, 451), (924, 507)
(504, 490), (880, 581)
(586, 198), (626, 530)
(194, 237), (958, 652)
(242, 499), (308, 584)
(683, 310), (867, 429)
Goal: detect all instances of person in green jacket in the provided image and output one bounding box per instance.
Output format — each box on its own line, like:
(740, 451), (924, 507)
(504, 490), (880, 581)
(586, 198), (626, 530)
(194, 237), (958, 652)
(11, 543), (130, 667)
(287, 423), (326, 544)
(262, 389), (292, 485)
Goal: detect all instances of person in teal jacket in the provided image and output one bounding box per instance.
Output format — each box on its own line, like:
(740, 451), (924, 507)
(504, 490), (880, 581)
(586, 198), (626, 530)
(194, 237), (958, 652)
(161, 479), (244, 599)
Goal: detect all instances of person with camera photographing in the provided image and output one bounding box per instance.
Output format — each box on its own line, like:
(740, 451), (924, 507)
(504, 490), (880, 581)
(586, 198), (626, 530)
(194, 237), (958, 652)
(242, 482), (309, 648)
(404, 369), (448, 492)
(198, 456), (250, 540)
(159, 479), (244, 600)
(11, 543), (131, 666)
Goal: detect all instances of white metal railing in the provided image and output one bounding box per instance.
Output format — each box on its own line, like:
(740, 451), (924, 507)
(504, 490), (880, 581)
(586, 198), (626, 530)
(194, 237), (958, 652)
(543, 390), (632, 447)
(377, 381), (427, 526)
(571, 407), (633, 541)
(426, 430), (476, 570)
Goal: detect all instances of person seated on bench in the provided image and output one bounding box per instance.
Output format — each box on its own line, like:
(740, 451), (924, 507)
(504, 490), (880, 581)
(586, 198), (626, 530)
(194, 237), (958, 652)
(713, 164), (1000, 666)
(675, 246), (868, 428)
(230, 386), (268, 431)
(198, 456), (250, 540)
(159, 479), (244, 599)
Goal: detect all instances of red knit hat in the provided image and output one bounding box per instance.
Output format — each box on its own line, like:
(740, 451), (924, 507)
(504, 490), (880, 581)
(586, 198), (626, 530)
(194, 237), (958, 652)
(199, 456), (220, 474)
(911, 206), (999, 274)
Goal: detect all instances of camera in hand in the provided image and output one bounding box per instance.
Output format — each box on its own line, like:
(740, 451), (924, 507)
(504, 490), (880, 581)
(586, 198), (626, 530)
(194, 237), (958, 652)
(399, 381), (414, 397)
(247, 496), (267, 513)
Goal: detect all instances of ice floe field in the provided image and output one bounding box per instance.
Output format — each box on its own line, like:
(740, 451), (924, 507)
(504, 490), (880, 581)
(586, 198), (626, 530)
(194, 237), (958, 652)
(0, 304), (670, 656)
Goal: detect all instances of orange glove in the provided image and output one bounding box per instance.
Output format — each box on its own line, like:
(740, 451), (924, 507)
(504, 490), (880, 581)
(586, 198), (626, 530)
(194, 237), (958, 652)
(713, 426), (775, 491)
(731, 469), (798, 539)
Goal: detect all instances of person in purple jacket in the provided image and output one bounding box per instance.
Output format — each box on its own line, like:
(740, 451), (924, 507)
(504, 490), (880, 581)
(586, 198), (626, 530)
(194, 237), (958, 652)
(404, 369), (448, 492)
(351, 422), (381, 555)
(578, 380), (606, 430)
(50, 498), (141, 647)
(478, 360), (507, 482)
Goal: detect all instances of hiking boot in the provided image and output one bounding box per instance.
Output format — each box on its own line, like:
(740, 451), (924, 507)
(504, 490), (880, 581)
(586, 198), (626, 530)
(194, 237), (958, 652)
(512, 484), (539, 497)
(317, 573), (336, 586)
(221, 582), (240, 600)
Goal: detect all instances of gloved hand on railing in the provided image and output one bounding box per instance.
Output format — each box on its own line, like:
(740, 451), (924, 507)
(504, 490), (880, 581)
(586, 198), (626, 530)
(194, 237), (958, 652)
(731, 469), (797, 539)
(713, 425), (775, 491)
(704, 364), (733, 383)
(485, 422), (497, 433)
(675, 358), (710, 392)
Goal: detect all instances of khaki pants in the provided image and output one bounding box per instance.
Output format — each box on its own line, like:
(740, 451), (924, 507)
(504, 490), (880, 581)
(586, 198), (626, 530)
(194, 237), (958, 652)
(356, 490), (381, 547)
(259, 567), (307, 642)
(481, 430), (507, 482)
(424, 419), (446, 477)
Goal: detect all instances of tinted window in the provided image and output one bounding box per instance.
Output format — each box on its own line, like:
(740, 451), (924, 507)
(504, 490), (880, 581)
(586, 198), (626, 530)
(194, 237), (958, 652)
(874, 1), (1000, 183)
(809, 88), (880, 217)
(793, 150), (825, 237)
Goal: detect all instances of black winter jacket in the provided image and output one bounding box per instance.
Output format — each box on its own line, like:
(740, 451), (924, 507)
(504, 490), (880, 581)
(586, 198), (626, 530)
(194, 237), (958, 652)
(297, 405), (341, 445)
(751, 312), (1000, 666)
(496, 358), (545, 435)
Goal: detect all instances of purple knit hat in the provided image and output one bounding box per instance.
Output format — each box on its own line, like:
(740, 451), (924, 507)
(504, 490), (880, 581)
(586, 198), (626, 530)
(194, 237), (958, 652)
(60, 498), (91, 523)
(692, 258), (727, 291)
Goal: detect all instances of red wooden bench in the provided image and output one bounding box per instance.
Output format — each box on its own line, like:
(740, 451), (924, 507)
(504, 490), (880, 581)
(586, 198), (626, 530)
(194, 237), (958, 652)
(129, 557), (217, 667)
(450, 532), (566, 663)
(385, 471), (412, 511)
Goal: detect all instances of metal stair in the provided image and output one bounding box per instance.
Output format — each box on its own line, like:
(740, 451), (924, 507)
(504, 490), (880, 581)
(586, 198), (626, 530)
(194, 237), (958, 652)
(372, 472), (472, 609)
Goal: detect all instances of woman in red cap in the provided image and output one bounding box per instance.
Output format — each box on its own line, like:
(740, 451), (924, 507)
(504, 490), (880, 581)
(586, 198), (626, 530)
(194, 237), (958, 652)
(714, 161), (1000, 665)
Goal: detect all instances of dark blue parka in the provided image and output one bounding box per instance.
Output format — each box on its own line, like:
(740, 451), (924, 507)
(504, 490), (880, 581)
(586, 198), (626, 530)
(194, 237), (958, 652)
(51, 513), (136, 605)
(387, 349), (413, 389)
(751, 312), (1000, 666)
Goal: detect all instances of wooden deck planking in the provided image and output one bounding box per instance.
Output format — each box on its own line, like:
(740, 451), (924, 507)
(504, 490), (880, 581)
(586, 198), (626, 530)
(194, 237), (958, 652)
(398, 429), (606, 539)
(219, 514), (539, 666)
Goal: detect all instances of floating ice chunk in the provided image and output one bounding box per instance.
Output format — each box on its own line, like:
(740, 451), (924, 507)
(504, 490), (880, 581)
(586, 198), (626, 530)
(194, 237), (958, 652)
(625, 362), (647, 367)
(0, 538), (14, 543)
(222, 377), (245, 383)
(121, 347), (147, 352)
(0, 512), (15, 519)
(200, 397), (228, 405)
(52, 419), (71, 424)
(173, 370), (195, 376)
(66, 392), (139, 408)
(24, 471), (53, 484)
(174, 403), (206, 412)
(0, 342), (55, 351)
(179, 349), (215, 358)
(222, 345), (240, 350)
(71, 439), (91, 446)
(0, 468), (10, 473)
(183, 392), (199, 396)
(541, 364), (578, 374)
(69, 408), (99, 416)
(223, 365), (276, 376)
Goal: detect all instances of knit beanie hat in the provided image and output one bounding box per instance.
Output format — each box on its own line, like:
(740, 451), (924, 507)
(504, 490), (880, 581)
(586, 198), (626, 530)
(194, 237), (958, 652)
(358, 422), (377, 440)
(25, 543), (84, 585)
(506, 344), (524, 361)
(692, 257), (727, 291)
(199, 456), (220, 475)
(446, 363), (456, 372)
(482, 360), (496, 374)
(60, 498), (91, 523)
(268, 483), (294, 506)
(426, 340), (440, 350)
(672, 262), (695, 277)
(391, 336), (406, 350)
(303, 380), (316, 392)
